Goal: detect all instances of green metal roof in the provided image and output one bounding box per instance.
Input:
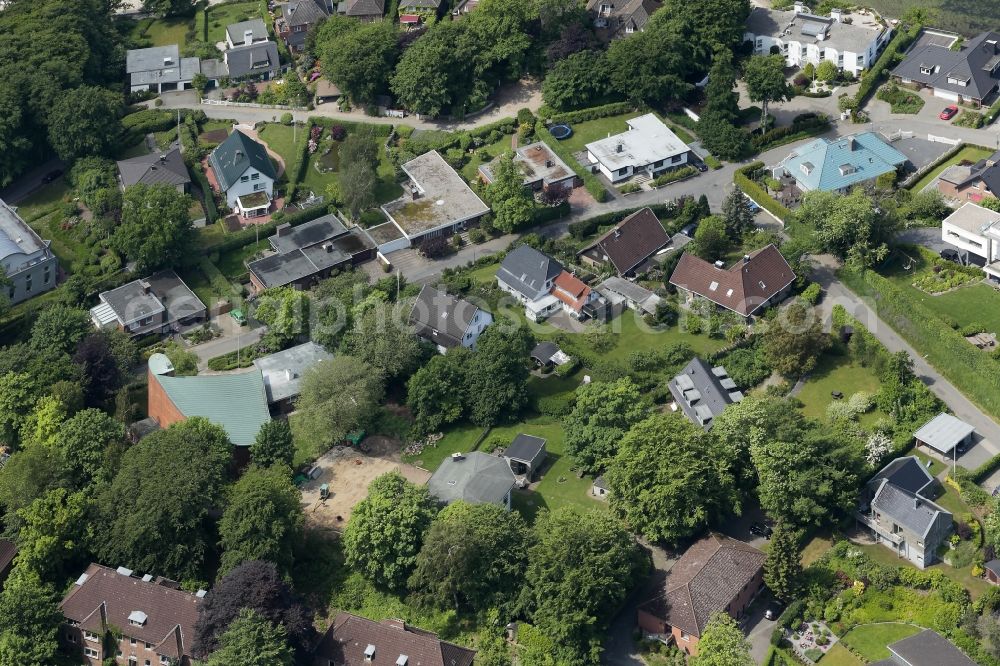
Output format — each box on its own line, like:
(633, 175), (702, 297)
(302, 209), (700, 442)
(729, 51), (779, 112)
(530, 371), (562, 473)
(154, 370), (270, 446)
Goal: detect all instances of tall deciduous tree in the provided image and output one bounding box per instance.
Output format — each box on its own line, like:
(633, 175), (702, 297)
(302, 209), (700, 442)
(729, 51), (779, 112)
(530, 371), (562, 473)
(339, 162), (378, 221)
(744, 54), (792, 129)
(251, 420), (295, 469)
(702, 49), (741, 125)
(72, 332), (123, 407)
(763, 521), (802, 601)
(219, 465), (304, 577)
(295, 356), (384, 456)
(30, 305), (91, 356)
(693, 613), (754, 666)
(92, 418), (232, 581)
(12, 488), (88, 582)
(760, 300), (830, 378)
(564, 378), (646, 473)
(796, 189), (896, 267)
(485, 152), (535, 233)
(409, 501), (528, 612)
(252, 287), (309, 347)
(112, 184), (195, 273)
(607, 414), (739, 543)
(46, 85), (123, 161)
(317, 20), (398, 105)
(193, 560), (316, 660)
(56, 408), (125, 487)
(391, 22), (477, 117)
(464, 326), (534, 426)
(406, 347), (471, 435)
(343, 472), (437, 591)
(345, 306), (427, 381)
(206, 609), (295, 666)
(692, 215), (730, 261)
(541, 51), (608, 111)
(523, 507), (644, 664)
(0, 566), (64, 666)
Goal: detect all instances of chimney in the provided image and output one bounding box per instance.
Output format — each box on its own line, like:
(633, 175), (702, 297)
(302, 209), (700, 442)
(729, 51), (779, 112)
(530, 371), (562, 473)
(451, 452), (465, 461)
(830, 7), (842, 21)
(163, 56), (173, 66)
(616, 143), (624, 153)
(714, 260), (725, 268)
(914, 497), (921, 509)
(276, 223), (291, 237)
(411, 188), (420, 201)
(139, 280), (151, 294)
(847, 136), (857, 151)
(613, 229), (621, 239)
(743, 254), (751, 264)
(159, 154), (167, 163)
(364, 645), (376, 662)
(244, 28), (254, 46)
(323, 242), (334, 253)
(545, 159), (553, 168)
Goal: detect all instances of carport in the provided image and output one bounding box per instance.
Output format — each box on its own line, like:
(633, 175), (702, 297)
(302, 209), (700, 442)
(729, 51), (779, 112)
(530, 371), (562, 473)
(914, 413), (976, 463)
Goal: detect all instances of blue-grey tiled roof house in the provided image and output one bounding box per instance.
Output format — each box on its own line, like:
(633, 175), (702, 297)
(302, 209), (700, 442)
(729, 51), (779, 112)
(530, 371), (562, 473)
(857, 456), (952, 569)
(893, 31), (1000, 108)
(771, 132), (907, 193)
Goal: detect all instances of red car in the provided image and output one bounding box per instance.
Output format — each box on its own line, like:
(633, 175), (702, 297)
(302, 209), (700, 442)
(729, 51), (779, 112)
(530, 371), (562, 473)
(940, 105), (959, 120)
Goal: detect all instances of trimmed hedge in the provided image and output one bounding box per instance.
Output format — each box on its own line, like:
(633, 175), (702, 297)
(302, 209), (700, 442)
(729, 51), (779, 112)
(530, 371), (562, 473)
(528, 201), (570, 227)
(839, 266), (1000, 423)
(651, 165), (697, 187)
(189, 163), (218, 223)
(537, 125), (609, 203)
(199, 203), (332, 255)
(734, 162), (791, 222)
(310, 116), (395, 136)
(751, 113), (830, 151)
(286, 121), (314, 203)
(548, 101), (639, 125)
(855, 22), (922, 106)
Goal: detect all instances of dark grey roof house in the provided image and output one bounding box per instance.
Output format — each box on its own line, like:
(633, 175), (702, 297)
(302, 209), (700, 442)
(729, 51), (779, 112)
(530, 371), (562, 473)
(116, 148), (191, 192)
(586, 0), (661, 39)
(125, 44), (199, 93)
(428, 452), (516, 508)
(226, 18), (269, 48)
(893, 31), (1000, 106)
(578, 207), (671, 276)
(668, 358), (743, 430)
(496, 245), (563, 302)
(503, 434), (547, 480)
(246, 214), (376, 292)
(277, 0), (332, 51)
(340, 0), (386, 21)
(89, 270), (207, 337)
(208, 129), (277, 193)
(223, 41), (281, 81)
(408, 285), (493, 352)
(857, 456), (952, 569)
(870, 629), (976, 666)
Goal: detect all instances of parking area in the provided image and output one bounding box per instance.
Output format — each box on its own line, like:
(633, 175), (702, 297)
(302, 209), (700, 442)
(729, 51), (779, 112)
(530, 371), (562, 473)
(892, 135), (954, 171)
(300, 444), (431, 531)
(910, 29), (959, 52)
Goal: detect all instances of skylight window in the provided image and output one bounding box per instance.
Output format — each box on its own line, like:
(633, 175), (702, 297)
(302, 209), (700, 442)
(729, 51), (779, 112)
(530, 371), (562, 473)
(709, 281), (719, 291)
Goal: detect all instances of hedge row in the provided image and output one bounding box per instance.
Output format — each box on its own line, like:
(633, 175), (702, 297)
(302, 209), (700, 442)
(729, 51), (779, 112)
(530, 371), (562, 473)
(985, 97), (1000, 125)
(286, 121), (314, 203)
(750, 114), (830, 151)
(536, 125), (609, 203)
(199, 203), (332, 255)
(734, 162), (791, 222)
(527, 201), (570, 227)
(855, 22), (922, 106)
(839, 266), (1000, 423)
(310, 116), (395, 136)
(189, 163), (218, 224)
(547, 101), (639, 125)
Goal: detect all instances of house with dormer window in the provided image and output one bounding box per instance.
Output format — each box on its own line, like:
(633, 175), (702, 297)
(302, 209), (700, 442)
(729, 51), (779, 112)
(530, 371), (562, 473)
(59, 563), (204, 666)
(207, 130), (277, 217)
(408, 285), (493, 354)
(893, 30), (1000, 107)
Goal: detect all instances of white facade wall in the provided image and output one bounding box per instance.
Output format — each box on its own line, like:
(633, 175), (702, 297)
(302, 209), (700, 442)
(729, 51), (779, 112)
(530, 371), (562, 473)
(462, 310), (493, 350)
(223, 167), (274, 209)
(744, 30), (885, 76)
(589, 151), (689, 183)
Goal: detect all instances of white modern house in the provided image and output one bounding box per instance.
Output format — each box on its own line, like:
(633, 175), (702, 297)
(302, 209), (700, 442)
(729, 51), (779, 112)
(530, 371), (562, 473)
(941, 202), (1000, 281)
(743, 3), (890, 76)
(408, 285), (493, 354)
(207, 130), (277, 217)
(585, 114), (690, 183)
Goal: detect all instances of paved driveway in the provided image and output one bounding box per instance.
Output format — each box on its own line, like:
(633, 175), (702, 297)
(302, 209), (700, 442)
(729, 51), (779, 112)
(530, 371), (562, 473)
(897, 227), (949, 254)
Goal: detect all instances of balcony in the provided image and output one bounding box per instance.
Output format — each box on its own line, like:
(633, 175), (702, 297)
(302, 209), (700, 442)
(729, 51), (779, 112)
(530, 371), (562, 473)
(856, 512), (903, 545)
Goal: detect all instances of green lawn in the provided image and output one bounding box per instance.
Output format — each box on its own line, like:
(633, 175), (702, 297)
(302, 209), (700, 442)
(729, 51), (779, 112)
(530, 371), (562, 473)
(853, 542), (991, 600)
(840, 623), (922, 661)
(794, 351), (884, 423)
(460, 134), (513, 182)
(116, 140), (150, 160)
(864, 0), (999, 38)
(556, 112), (648, 154)
(801, 535), (834, 567)
(909, 145), (994, 192)
(216, 239), (269, 280)
(818, 644), (864, 666)
(206, 2), (262, 45)
(130, 16), (192, 49)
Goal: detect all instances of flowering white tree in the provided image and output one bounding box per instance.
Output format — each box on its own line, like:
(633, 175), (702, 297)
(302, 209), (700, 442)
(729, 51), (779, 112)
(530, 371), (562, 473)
(865, 431), (892, 468)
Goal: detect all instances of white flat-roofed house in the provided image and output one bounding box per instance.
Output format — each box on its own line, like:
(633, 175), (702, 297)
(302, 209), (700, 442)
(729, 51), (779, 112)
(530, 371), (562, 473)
(0, 199), (58, 305)
(585, 114), (690, 183)
(743, 4), (890, 76)
(940, 202), (1000, 281)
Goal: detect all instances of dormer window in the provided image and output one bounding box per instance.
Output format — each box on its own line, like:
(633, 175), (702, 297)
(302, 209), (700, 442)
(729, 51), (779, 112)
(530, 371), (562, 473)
(800, 161), (813, 176)
(919, 65), (933, 76)
(364, 644), (376, 662)
(128, 610), (148, 627)
(947, 75), (969, 86)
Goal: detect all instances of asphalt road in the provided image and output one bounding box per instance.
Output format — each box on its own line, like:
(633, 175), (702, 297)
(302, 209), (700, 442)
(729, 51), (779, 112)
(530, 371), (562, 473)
(0, 158), (66, 204)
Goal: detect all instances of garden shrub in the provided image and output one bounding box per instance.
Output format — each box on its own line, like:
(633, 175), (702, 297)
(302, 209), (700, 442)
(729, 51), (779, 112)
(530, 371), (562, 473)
(537, 393), (575, 417)
(651, 166), (697, 187)
(801, 282), (822, 304)
(554, 357), (579, 377)
(734, 162), (791, 222)
(548, 101), (637, 125)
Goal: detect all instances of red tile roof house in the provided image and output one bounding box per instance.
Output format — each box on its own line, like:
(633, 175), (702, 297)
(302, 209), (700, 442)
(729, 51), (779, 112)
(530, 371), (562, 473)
(59, 563), (205, 666)
(668, 245), (796, 320)
(637, 534), (765, 657)
(312, 612), (475, 666)
(578, 207), (671, 277)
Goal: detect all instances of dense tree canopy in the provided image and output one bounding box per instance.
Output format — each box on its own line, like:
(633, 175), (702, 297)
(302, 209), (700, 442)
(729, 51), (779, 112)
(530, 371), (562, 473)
(344, 306), (427, 381)
(796, 189), (897, 267)
(206, 608), (295, 666)
(296, 356), (385, 455)
(55, 408), (125, 487)
(523, 507), (645, 664)
(47, 85), (123, 161)
(343, 472), (438, 591)
(464, 326), (534, 426)
(485, 152), (535, 233)
(564, 378), (646, 473)
(92, 418), (232, 581)
(744, 54), (792, 128)
(760, 300), (830, 378)
(316, 18), (399, 105)
(251, 420), (295, 469)
(406, 347), (472, 435)
(0, 566), (63, 666)
(112, 184), (196, 273)
(607, 414), (739, 543)
(541, 51), (609, 111)
(693, 613), (754, 666)
(12, 489), (88, 583)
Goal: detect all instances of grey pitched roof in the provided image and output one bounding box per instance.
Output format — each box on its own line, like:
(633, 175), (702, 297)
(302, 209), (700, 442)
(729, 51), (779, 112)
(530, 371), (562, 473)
(893, 31), (1000, 102)
(226, 18), (268, 45)
(399, 0), (441, 8)
(126, 45), (200, 86)
(208, 129), (276, 192)
(871, 456), (935, 496)
(986, 559), (1000, 577)
(343, 0), (385, 17)
(286, 0), (329, 26)
(530, 341), (560, 364)
(913, 412), (976, 454)
(117, 148), (191, 189)
(503, 434), (546, 464)
(98, 270), (205, 329)
(247, 226), (373, 290)
(253, 341), (333, 403)
(668, 357), (742, 430)
(870, 481), (950, 539)
(428, 452), (515, 505)
(270, 215), (348, 254)
(888, 629), (976, 666)
(224, 41), (280, 79)
(408, 285), (483, 349)
(496, 245), (563, 299)
(579, 207), (670, 275)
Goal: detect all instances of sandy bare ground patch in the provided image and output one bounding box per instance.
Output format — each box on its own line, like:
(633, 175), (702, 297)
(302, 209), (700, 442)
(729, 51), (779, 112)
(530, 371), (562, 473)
(301, 445), (430, 531)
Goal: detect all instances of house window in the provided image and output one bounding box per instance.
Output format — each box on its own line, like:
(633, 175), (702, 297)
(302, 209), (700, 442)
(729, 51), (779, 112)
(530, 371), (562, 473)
(145, 642), (152, 650)
(145, 660), (151, 666)
(241, 175), (250, 182)
(67, 633), (76, 643)
(920, 65), (933, 76)
(130, 638), (137, 646)
(43, 266), (50, 283)
(129, 658), (137, 665)
(25, 277), (31, 292)
(618, 167), (628, 176)
(625, 25), (634, 33)
(680, 631), (689, 641)
(254, 183), (264, 191)
(84, 647), (99, 658)
(251, 173), (260, 180)
(756, 38), (762, 49)
(160, 658), (170, 666)
(84, 631), (99, 642)
(653, 159), (663, 168)
(671, 155), (682, 163)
